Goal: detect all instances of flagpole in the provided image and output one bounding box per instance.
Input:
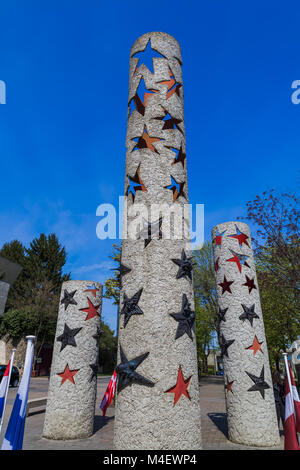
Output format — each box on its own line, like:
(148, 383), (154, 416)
(283, 352), (296, 418)
(0, 348), (16, 436)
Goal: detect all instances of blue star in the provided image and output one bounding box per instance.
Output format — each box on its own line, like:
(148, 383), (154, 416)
(128, 78), (158, 117)
(131, 39), (165, 74)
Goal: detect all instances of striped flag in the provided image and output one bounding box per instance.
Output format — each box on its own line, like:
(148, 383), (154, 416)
(284, 364), (300, 450)
(0, 361), (11, 420)
(1, 336), (35, 450)
(100, 370), (117, 416)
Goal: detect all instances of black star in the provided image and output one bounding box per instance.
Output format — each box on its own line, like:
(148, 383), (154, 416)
(116, 344), (155, 393)
(220, 334), (235, 358)
(92, 326), (102, 345)
(245, 366), (270, 399)
(239, 304), (259, 326)
(60, 289), (77, 311)
(170, 294), (195, 341)
(89, 362), (98, 382)
(217, 306), (228, 323)
(120, 288), (143, 327)
(114, 262), (131, 288)
(139, 217), (163, 247)
(56, 323), (82, 352)
(171, 249), (193, 281)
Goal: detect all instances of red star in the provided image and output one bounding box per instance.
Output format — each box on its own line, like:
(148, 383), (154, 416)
(242, 275), (257, 294)
(246, 335), (263, 356)
(157, 68), (181, 100)
(218, 275), (234, 294)
(165, 366), (191, 406)
(214, 257), (220, 272)
(229, 226), (249, 248)
(79, 297), (101, 321)
(226, 250), (250, 273)
(58, 364), (80, 385)
(213, 229), (226, 247)
(225, 376), (234, 394)
(84, 285), (99, 298)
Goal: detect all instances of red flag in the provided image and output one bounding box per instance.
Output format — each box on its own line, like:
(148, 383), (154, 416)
(100, 371), (117, 417)
(284, 366), (300, 450)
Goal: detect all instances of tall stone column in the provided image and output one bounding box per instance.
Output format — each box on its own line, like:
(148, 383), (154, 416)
(43, 280), (102, 440)
(114, 32), (202, 450)
(212, 221), (279, 447)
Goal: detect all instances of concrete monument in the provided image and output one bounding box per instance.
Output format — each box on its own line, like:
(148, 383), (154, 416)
(113, 32), (202, 450)
(211, 221), (280, 447)
(43, 280), (102, 440)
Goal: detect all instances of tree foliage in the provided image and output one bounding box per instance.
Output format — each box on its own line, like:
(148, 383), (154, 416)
(103, 243), (121, 305)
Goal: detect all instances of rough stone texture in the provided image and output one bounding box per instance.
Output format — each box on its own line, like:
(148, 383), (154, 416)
(0, 281), (10, 316)
(42, 280), (102, 440)
(114, 32), (202, 450)
(211, 221), (280, 447)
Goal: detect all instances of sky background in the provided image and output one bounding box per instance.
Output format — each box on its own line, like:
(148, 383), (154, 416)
(0, 1), (299, 332)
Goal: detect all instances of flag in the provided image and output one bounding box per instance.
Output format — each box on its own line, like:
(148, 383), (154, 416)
(284, 365), (300, 450)
(288, 365), (300, 433)
(1, 337), (35, 450)
(0, 361), (11, 420)
(100, 370), (117, 416)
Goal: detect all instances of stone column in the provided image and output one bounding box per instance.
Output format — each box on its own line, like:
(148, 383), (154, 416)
(43, 280), (102, 440)
(114, 32), (202, 450)
(212, 221), (279, 447)
(0, 281), (10, 316)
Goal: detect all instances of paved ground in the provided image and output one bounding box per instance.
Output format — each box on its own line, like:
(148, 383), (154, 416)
(0, 375), (284, 450)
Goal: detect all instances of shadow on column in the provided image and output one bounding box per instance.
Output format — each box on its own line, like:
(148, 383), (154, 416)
(208, 413), (228, 438)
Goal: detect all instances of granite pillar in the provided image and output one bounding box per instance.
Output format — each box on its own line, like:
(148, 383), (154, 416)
(212, 221), (279, 447)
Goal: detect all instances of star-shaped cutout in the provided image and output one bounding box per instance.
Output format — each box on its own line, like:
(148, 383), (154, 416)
(84, 283), (99, 298)
(213, 228), (226, 248)
(157, 68), (181, 100)
(171, 249), (193, 281)
(92, 326), (102, 345)
(79, 297), (101, 321)
(131, 39), (166, 74)
(89, 362), (98, 382)
(239, 303), (259, 326)
(57, 364), (80, 385)
(120, 288), (143, 327)
(245, 366), (270, 399)
(228, 224), (249, 248)
(246, 335), (263, 355)
(115, 262), (131, 289)
(128, 77), (158, 117)
(242, 275), (257, 294)
(56, 323), (82, 352)
(226, 249), (250, 273)
(60, 289), (77, 311)
(218, 275), (234, 295)
(225, 376), (234, 394)
(155, 107), (183, 133)
(164, 176), (186, 201)
(131, 126), (164, 154)
(165, 366), (191, 406)
(138, 217), (163, 247)
(214, 257), (220, 272)
(217, 306), (228, 323)
(170, 294), (195, 341)
(126, 164), (147, 202)
(116, 344), (154, 393)
(220, 333), (235, 358)
(166, 144), (186, 168)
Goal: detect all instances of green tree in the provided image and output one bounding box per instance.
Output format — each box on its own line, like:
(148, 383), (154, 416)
(193, 242), (218, 373)
(239, 189), (300, 369)
(99, 320), (118, 373)
(103, 243), (121, 305)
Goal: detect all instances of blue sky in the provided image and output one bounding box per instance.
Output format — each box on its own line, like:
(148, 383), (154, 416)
(0, 1), (299, 332)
